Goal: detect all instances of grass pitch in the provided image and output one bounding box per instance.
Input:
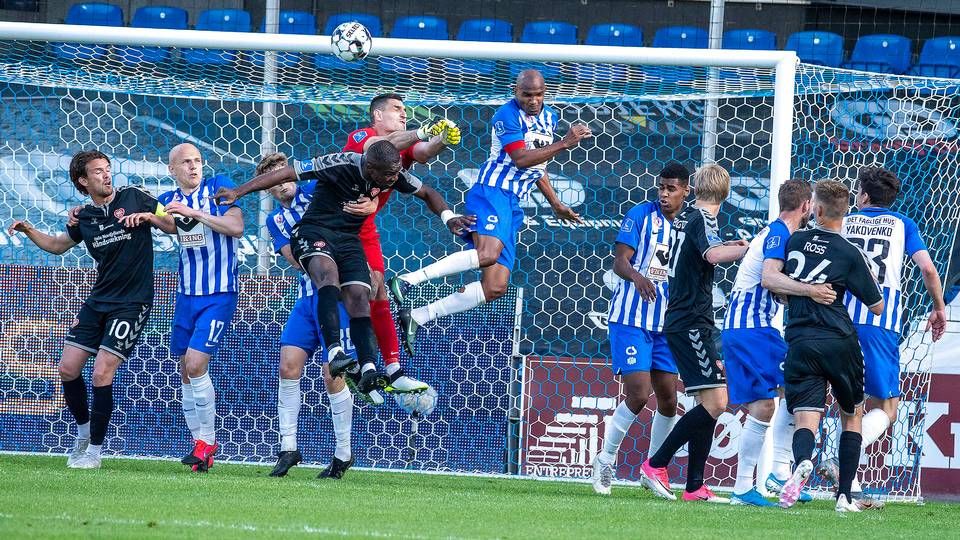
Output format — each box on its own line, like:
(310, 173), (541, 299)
(0, 454), (954, 539)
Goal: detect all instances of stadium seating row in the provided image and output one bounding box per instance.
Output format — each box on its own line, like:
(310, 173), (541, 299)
(54, 2), (960, 78)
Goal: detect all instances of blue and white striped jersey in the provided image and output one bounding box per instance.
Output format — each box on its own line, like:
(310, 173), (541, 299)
(265, 181), (317, 299)
(723, 219), (791, 330)
(608, 201), (672, 332)
(159, 175), (239, 296)
(476, 99), (558, 199)
(842, 207), (927, 333)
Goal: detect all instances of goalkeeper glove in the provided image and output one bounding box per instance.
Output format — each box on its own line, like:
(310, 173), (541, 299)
(439, 119), (461, 146)
(416, 119), (447, 141)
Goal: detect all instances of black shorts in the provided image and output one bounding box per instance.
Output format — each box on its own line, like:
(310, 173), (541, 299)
(64, 301), (152, 361)
(666, 326), (726, 394)
(784, 334), (864, 415)
(291, 224), (371, 288)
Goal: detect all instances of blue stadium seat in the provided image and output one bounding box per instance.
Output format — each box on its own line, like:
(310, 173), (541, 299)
(448, 18), (513, 77)
(316, 13), (383, 73)
(381, 16), (449, 76)
(512, 21), (578, 79)
(909, 37), (960, 79)
(117, 6), (188, 64)
(723, 29), (776, 50)
(182, 9), (252, 66)
(3, 0), (39, 11)
(252, 11), (316, 68)
(785, 31), (844, 67)
(652, 26), (708, 48)
(54, 3), (124, 61)
(843, 34), (912, 74)
(585, 23), (642, 46)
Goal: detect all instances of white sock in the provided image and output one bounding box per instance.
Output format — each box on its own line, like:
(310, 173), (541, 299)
(411, 281), (486, 326)
(734, 415), (770, 494)
(861, 409), (892, 448)
(328, 387), (353, 462)
(278, 378), (301, 452)
(403, 249), (480, 286)
(87, 444), (102, 457)
(649, 411), (679, 458)
(77, 422), (90, 440)
(601, 402), (637, 461)
(771, 398), (795, 480)
(189, 372), (217, 445)
(181, 383), (200, 440)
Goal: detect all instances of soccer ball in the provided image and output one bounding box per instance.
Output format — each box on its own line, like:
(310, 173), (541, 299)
(330, 21), (372, 62)
(393, 385), (438, 417)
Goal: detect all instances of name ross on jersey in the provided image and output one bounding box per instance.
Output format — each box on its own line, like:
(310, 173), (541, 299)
(803, 241), (826, 255)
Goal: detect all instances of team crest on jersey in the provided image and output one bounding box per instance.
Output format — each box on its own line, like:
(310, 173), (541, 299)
(494, 121), (505, 136)
(299, 160), (315, 173)
(353, 131), (368, 143)
(274, 214), (284, 225)
(621, 218), (634, 233)
(113, 208), (125, 219)
(765, 235), (780, 250)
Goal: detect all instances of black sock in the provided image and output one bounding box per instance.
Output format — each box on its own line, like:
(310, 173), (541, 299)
(315, 285), (342, 352)
(838, 431), (863, 500)
(792, 428), (816, 468)
(90, 384), (113, 446)
(349, 316), (378, 369)
(650, 404), (713, 468)
(685, 414), (718, 492)
(62, 375), (89, 426)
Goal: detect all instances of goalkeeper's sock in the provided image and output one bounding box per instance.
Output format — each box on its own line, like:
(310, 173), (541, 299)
(89, 384), (113, 446)
(328, 387), (353, 462)
(181, 382), (201, 440)
(278, 378), (301, 452)
(649, 410), (678, 458)
(861, 409), (891, 447)
(838, 431), (863, 500)
(385, 362), (401, 377)
(601, 401), (636, 461)
(770, 398), (795, 479)
(190, 372), (217, 445)
(370, 299), (400, 367)
(411, 281), (485, 326)
(733, 415), (770, 494)
(403, 250), (479, 286)
(62, 375), (90, 426)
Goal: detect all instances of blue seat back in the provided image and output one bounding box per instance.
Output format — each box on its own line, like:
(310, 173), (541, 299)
(195, 9), (251, 33)
(131, 6), (187, 29)
(652, 26), (708, 48)
(65, 2), (123, 26)
(723, 29), (776, 50)
(521, 21), (577, 45)
(456, 18), (512, 42)
(785, 31), (844, 67)
(585, 23), (642, 47)
(260, 11), (315, 34)
(324, 13), (383, 37)
(848, 34), (912, 74)
(918, 37), (960, 70)
(391, 16), (447, 39)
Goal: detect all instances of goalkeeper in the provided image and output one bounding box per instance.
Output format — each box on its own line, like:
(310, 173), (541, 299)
(341, 93), (468, 392)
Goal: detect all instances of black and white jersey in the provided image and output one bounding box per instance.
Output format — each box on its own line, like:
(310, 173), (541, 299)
(664, 206), (723, 331)
(66, 186), (161, 308)
(292, 152), (422, 233)
(782, 227), (883, 343)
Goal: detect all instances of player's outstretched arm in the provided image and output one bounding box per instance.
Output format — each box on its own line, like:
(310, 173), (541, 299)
(761, 258), (836, 305)
(411, 119), (461, 163)
(536, 173), (582, 223)
(8, 220), (77, 255)
(412, 184), (475, 235)
(212, 166), (296, 205)
(509, 124), (592, 169)
(704, 240), (749, 264)
(166, 202), (244, 239)
(912, 250), (947, 341)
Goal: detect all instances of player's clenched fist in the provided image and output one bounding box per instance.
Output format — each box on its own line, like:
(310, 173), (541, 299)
(561, 123), (592, 148)
(434, 119), (462, 146)
(7, 220), (33, 235)
(210, 187), (240, 205)
(417, 118), (447, 141)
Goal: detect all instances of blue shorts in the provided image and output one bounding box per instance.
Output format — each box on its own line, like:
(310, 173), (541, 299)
(170, 292), (238, 356)
(462, 183), (525, 270)
(609, 322), (677, 375)
(856, 324), (900, 400)
(722, 327), (787, 405)
(279, 295), (353, 359)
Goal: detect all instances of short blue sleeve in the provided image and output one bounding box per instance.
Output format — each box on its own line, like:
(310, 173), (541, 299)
(265, 212), (289, 254)
(762, 220), (790, 261)
(491, 102), (523, 148)
(615, 203), (647, 252)
(300, 181), (317, 199)
(209, 175), (239, 214)
(158, 189), (175, 206)
(903, 217), (927, 256)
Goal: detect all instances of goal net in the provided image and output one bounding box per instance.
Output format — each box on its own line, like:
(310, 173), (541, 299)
(0, 23), (956, 503)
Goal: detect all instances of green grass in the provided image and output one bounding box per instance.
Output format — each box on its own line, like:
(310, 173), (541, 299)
(0, 455), (954, 539)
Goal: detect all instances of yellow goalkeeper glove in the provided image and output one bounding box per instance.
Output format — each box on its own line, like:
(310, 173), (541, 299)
(427, 119), (461, 146)
(417, 119), (447, 141)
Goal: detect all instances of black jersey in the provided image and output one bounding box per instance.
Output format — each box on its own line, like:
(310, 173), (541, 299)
(782, 227), (883, 343)
(66, 186), (161, 308)
(664, 206), (723, 331)
(292, 152), (422, 234)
